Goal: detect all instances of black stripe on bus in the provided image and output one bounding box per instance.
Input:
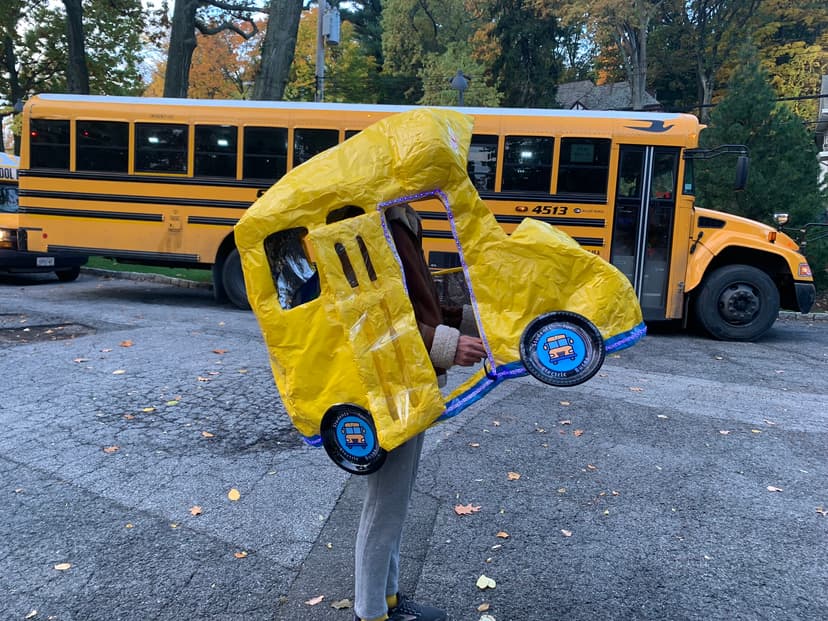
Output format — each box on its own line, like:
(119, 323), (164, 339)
(188, 216), (240, 226)
(422, 229), (604, 248)
(21, 169), (271, 190)
(479, 190), (608, 205)
(20, 189), (251, 211)
(417, 210), (605, 228)
(20, 206), (163, 222)
(47, 245), (201, 262)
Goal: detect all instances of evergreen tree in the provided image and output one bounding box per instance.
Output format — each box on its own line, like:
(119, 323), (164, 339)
(696, 44), (825, 229)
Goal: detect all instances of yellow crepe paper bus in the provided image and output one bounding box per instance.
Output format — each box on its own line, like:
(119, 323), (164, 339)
(16, 94), (815, 340)
(235, 108), (646, 474)
(0, 152), (86, 279)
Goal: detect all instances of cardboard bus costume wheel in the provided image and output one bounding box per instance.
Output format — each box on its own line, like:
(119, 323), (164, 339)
(321, 404), (387, 475)
(520, 312), (605, 387)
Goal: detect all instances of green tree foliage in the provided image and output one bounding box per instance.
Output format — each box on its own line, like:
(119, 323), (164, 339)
(418, 42), (501, 107)
(484, 0), (562, 108)
(696, 45), (825, 230)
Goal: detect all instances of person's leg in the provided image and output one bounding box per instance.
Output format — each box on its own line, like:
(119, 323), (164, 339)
(354, 433), (424, 621)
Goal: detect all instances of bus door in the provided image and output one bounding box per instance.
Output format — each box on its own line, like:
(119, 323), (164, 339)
(610, 146), (679, 321)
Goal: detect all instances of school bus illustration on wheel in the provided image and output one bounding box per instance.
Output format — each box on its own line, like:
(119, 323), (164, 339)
(235, 108), (646, 475)
(544, 333), (577, 364)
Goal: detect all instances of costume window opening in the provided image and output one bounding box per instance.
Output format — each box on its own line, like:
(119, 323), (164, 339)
(264, 227), (320, 309)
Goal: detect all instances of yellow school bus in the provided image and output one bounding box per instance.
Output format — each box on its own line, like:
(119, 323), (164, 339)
(1, 152), (86, 279)
(16, 94), (815, 340)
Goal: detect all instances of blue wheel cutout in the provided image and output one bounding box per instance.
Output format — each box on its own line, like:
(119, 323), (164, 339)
(321, 404), (386, 475)
(520, 311), (605, 387)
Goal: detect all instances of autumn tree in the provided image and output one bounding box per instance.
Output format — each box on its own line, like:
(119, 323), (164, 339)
(164, 0), (261, 98)
(551, 0), (663, 110)
(252, 0), (302, 100)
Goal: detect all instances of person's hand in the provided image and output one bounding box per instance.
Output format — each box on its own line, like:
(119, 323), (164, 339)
(454, 335), (486, 366)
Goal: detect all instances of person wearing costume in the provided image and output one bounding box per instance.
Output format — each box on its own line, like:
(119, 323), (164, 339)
(353, 203), (485, 621)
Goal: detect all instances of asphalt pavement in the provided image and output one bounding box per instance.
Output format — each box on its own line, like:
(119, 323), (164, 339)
(1, 271), (826, 621)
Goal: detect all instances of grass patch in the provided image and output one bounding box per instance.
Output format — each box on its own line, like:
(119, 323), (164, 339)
(85, 257), (213, 283)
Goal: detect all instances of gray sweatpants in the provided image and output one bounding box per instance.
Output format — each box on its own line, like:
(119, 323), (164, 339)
(354, 432), (425, 620)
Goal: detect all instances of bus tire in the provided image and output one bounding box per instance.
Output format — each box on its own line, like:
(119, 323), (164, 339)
(519, 311), (605, 387)
(55, 266), (80, 282)
(221, 248), (251, 310)
(321, 404), (386, 475)
(693, 264), (779, 341)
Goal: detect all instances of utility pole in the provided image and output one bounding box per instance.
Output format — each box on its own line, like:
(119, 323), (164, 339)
(315, 0), (327, 102)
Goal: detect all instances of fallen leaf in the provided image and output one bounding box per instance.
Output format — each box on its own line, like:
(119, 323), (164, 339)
(767, 486), (783, 492)
(559, 401), (570, 406)
(557, 487), (567, 494)
(492, 421), (500, 427)
(189, 506), (202, 516)
(112, 369), (126, 375)
(657, 415), (669, 419)
(816, 507), (827, 517)
(234, 551), (248, 559)
(25, 610), (37, 619)
(305, 595), (324, 606)
(496, 531), (510, 539)
(454, 503), (481, 515)
(101, 348), (112, 352)
(170, 523), (179, 528)
(559, 419), (571, 425)
(142, 407), (156, 413)
(166, 400), (179, 406)
(719, 430), (731, 435)
(201, 431), (215, 438)
(238, 369), (248, 374)
(125, 523), (134, 529)
(561, 529), (573, 537)
(54, 563), (72, 571)
(629, 386), (643, 392)
(120, 340), (133, 347)
(102, 446), (119, 454)
(469, 442), (480, 448)
(331, 599), (352, 610)
(477, 602), (491, 612)
(228, 488), (241, 501)
(586, 464), (598, 471)
(573, 429), (584, 437)
(123, 414), (135, 420)
(476, 575), (496, 589)
(507, 471), (521, 480)
(72, 358), (89, 363)
(197, 376), (211, 382)
(213, 349), (228, 354)
(751, 429), (762, 434)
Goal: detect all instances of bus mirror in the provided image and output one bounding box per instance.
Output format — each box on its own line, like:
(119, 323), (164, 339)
(773, 213), (789, 229)
(734, 155), (749, 190)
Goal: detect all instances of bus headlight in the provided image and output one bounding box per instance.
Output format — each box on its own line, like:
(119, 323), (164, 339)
(799, 262), (812, 278)
(0, 228), (15, 249)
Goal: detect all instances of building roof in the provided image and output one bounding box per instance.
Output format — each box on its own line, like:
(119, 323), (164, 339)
(556, 80), (661, 111)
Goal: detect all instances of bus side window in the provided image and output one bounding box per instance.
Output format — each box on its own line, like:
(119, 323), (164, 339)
(30, 119), (70, 170)
(135, 123), (188, 174)
(264, 227), (319, 310)
(557, 138), (611, 196)
(501, 135), (554, 193)
(77, 120), (129, 173)
(467, 134), (498, 192)
(344, 129), (361, 140)
(243, 126), (288, 181)
(195, 125), (238, 178)
(294, 128), (339, 167)
(651, 152), (676, 199)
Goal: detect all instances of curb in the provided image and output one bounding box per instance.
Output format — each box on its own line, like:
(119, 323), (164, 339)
(81, 267), (213, 290)
(82, 268), (828, 322)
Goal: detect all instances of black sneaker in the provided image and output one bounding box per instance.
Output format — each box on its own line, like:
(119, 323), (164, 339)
(388, 593), (448, 621)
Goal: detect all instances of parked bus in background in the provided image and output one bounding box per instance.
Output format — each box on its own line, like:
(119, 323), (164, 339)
(1, 151), (87, 281)
(16, 94), (815, 340)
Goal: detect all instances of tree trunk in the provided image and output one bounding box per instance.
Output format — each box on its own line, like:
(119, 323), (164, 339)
(165, 0), (200, 98)
(63, 0), (90, 94)
(252, 0), (303, 101)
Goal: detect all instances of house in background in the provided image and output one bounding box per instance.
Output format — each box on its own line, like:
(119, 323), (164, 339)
(816, 75), (828, 190)
(556, 80), (662, 111)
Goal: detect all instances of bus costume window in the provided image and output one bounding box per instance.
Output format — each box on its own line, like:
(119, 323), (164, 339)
(263, 229), (319, 309)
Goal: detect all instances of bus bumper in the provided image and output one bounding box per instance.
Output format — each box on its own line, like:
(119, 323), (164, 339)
(0, 248), (88, 274)
(794, 282), (816, 314)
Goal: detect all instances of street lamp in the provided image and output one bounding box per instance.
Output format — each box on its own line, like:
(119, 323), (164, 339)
(449, 70), (470, 106)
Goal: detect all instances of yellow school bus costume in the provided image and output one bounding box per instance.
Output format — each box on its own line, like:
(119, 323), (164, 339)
(235, 108), (645, 473)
